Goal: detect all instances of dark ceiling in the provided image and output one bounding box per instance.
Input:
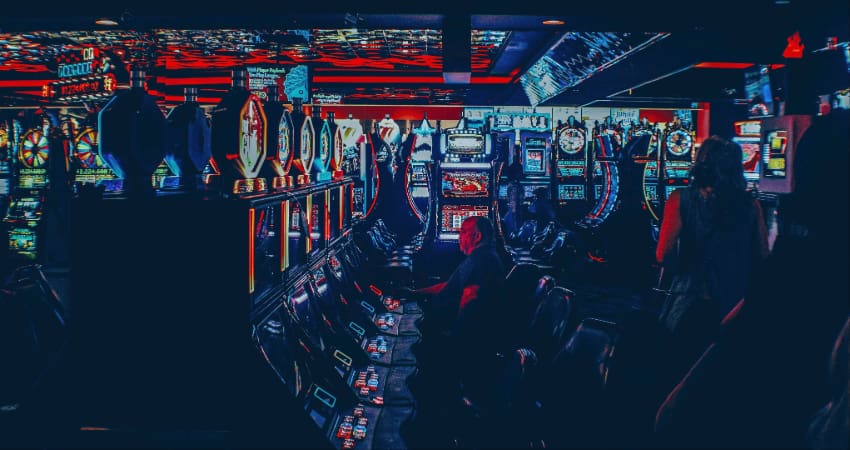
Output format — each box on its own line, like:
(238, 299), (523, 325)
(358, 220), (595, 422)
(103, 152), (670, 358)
(0, 0), (847, 107)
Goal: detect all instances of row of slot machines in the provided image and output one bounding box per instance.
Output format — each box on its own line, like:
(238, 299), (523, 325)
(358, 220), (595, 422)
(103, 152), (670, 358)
(70, 181), (423, 449)
(1, 70), (373, 272)
(492, 113), (697, 231)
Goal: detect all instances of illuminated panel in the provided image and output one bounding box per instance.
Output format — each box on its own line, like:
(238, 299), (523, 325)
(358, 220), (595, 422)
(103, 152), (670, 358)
(762, 130), (787, 178)
(557, 184), (585, 201)
(248, 207), (255, 294)
(557, 160), (586, 178)
(446, 130), (485, 154)
(281, 200), (289, 272)
(521, 32), (670, 106)
(439, 204), (489, 239)
(441, 169), (489, 198)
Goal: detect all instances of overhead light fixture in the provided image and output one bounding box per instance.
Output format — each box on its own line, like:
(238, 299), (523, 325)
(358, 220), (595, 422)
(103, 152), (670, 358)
(542, 19), (565, 26)
(95, 18), (119, 26)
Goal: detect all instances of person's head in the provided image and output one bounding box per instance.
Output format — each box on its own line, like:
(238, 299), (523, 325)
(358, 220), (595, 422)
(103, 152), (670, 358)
(690, 135), (746, 193)
(459, 216), (495, 255)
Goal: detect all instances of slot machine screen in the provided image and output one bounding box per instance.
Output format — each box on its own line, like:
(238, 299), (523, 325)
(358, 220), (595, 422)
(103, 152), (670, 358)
(744, 65), (774, 118)
(446, 131), (485, 155)
(498, 184), (509, 200)
(0, 178), (8, 196)
(523, 139), (546, 174)
(522, 185), (537, 199)
(441, 169), (490, 198)
(762, 129), (787, 178)
(411, 164), (428, 184)
(440, 205), (489, 237)
(644, 161), (659, 178)
(251, 204), (280, 303)
(740, 141), (761, 182)
(664, 161), (691, 179)
(557, 160), (586, 178)
(8, 227), (37, 259)
(557, 184), (586, 202)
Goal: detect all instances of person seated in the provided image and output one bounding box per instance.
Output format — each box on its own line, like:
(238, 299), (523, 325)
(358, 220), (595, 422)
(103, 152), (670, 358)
(528, 187), (558, 227)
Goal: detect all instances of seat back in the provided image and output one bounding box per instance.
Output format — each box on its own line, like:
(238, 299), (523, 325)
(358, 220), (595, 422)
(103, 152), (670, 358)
(524, 284), (573, 364)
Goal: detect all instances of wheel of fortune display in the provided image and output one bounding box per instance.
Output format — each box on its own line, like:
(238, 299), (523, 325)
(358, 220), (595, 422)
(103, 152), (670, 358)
(19, 129), (49, 168)
(558, 127), (586, 155)
(279, 119), (291, 167)
(665, 129), (693, 157)
(74, 128), (99, 168)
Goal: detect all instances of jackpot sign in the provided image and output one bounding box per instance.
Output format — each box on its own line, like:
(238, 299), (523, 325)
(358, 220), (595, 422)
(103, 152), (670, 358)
(46, 47), (118, 101)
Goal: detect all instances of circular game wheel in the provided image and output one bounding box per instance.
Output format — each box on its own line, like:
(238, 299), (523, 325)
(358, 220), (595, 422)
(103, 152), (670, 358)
(665, 129), (693, 157)
(319, 126), (331, 168)
(558, 127), (585, 155)
(301, 120), (314, 170)
(74, 128), (99, 168)
(19, 129), (49, 168)
(333, 127), (344, 170)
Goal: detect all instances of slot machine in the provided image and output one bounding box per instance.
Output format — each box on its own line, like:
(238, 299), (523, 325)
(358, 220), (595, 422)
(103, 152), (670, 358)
(70, 187), (366, 448)
(732, 120), (764, 192)
(661, 119), (695, 201)
(163, 87), (212, 192)
(313, 106), (333, 183)
(364, 114), (402, 220)
(4, 120), (50, 263)
(336, 114), (366, 219)
(210, 69), (268, 195)
(0, 119), (12, 218)
(290, 99), (315, 187)
(404, 114), (436, 224)
(758, 114), (812, 194)
(97, 69), (167, 196)
(579, 121), (620, 228)
(554, 117), (589, 221)
(435, 115), (495, 242)
(633, 120), (662, 224)
(258, 85), (295, 191)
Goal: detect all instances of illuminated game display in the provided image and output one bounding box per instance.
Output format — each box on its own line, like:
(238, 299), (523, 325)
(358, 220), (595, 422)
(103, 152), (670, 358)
(758, 115), (811, 194)
(660, 115), (695, 203)
(441, 169), (490, 198)
(258, 85), (294, 190)
(72, 127), (118, 189)
(732, 120), (763, 190)
(440, 204), (490, 237)
(0, 122), (10, 215)
(4, 124), (50, 262)
(555, 122), (589, 212)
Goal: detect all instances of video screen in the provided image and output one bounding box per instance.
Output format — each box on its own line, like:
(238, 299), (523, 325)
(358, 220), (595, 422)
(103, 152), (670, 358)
(738, 141), (761, 181)
(8, 227), (36, 259)
(410, 164), (428, 184)
(557, 160), (586, 178)
(644, 160), (659, 178)
(558, 184), (586, 201)
(665, 161), (691, 180)
(523, 146), (545, 174)
(763, 129), (787, 178)
(644, 185), (659, 202)
(446, 131), (485, 155)
(441, 169), (490, 198)
(744, 65), (774, 118)
(498, 184), (509, 200)
(440, 205), (489, 234)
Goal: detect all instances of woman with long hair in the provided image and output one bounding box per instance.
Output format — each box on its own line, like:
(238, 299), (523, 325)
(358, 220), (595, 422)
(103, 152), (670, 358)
(656, 135), (769, 370)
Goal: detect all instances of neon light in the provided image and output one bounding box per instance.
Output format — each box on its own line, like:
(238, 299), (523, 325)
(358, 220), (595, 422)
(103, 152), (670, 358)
(305, 195), (313, 253)
(339, 186), (345, 231)
(364, 134), (379, 218)
(312, 75), (514, 84)
(694, 62), (755, 69)
(248, 208), (255, 294)
(325, 190), (331, 242)
(281, 201), (289, 272)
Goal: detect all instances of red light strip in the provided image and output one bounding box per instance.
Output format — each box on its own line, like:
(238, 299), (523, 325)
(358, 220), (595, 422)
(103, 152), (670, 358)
(325, 190), (331, 242)
(0, 80), (53, 88)
(693, 62), (755, 69)
(281, 200), (289, 272)
(313, 75), (515, 84)
(248, 208), (255, 294)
